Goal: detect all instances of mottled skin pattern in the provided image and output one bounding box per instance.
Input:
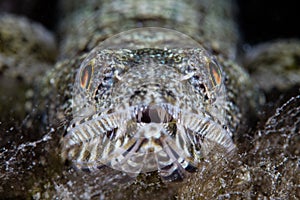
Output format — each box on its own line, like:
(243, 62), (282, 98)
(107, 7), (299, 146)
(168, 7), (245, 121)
(49, 0), (256, 140)
(41, 0), (258, 197)
(61, 31), (238, 179)
(0, 0), (299, 199)
(57, 0), (242, 166)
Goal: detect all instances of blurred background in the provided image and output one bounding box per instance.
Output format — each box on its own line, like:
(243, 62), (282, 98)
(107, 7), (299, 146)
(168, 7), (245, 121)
(0, 0), (299, 45)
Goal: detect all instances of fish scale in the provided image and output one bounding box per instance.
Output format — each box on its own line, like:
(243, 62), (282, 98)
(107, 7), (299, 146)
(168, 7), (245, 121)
(45, 0), (258, 192)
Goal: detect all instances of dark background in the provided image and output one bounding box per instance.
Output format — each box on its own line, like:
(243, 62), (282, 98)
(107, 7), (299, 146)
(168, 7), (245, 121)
(0, 0), (299, 45)
(237, 0), (300, 44)
(0, 0), (58, 29)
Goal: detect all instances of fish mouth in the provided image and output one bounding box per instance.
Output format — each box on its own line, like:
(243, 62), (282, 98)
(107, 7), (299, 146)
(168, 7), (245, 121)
(135, 105), (174, 124)
(62, 104), (235, 181)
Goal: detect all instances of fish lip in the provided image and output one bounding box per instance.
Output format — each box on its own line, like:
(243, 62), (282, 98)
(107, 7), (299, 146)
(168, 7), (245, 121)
(65, 103), (235, 152)
(63, 103), (235, 178)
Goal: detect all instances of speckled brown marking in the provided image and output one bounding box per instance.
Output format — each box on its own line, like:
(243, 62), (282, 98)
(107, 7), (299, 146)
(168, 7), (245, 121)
(61, 28), (238, 181)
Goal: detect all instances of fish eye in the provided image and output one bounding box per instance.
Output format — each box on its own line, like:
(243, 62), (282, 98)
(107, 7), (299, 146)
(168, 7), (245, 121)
(80, 63), (94, 90)
(207, 60), (222, 89)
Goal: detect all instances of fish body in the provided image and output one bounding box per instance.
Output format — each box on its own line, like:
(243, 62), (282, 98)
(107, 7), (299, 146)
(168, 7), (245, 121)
(61, 28), (237, 180)
(53, 1), (256, 180)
